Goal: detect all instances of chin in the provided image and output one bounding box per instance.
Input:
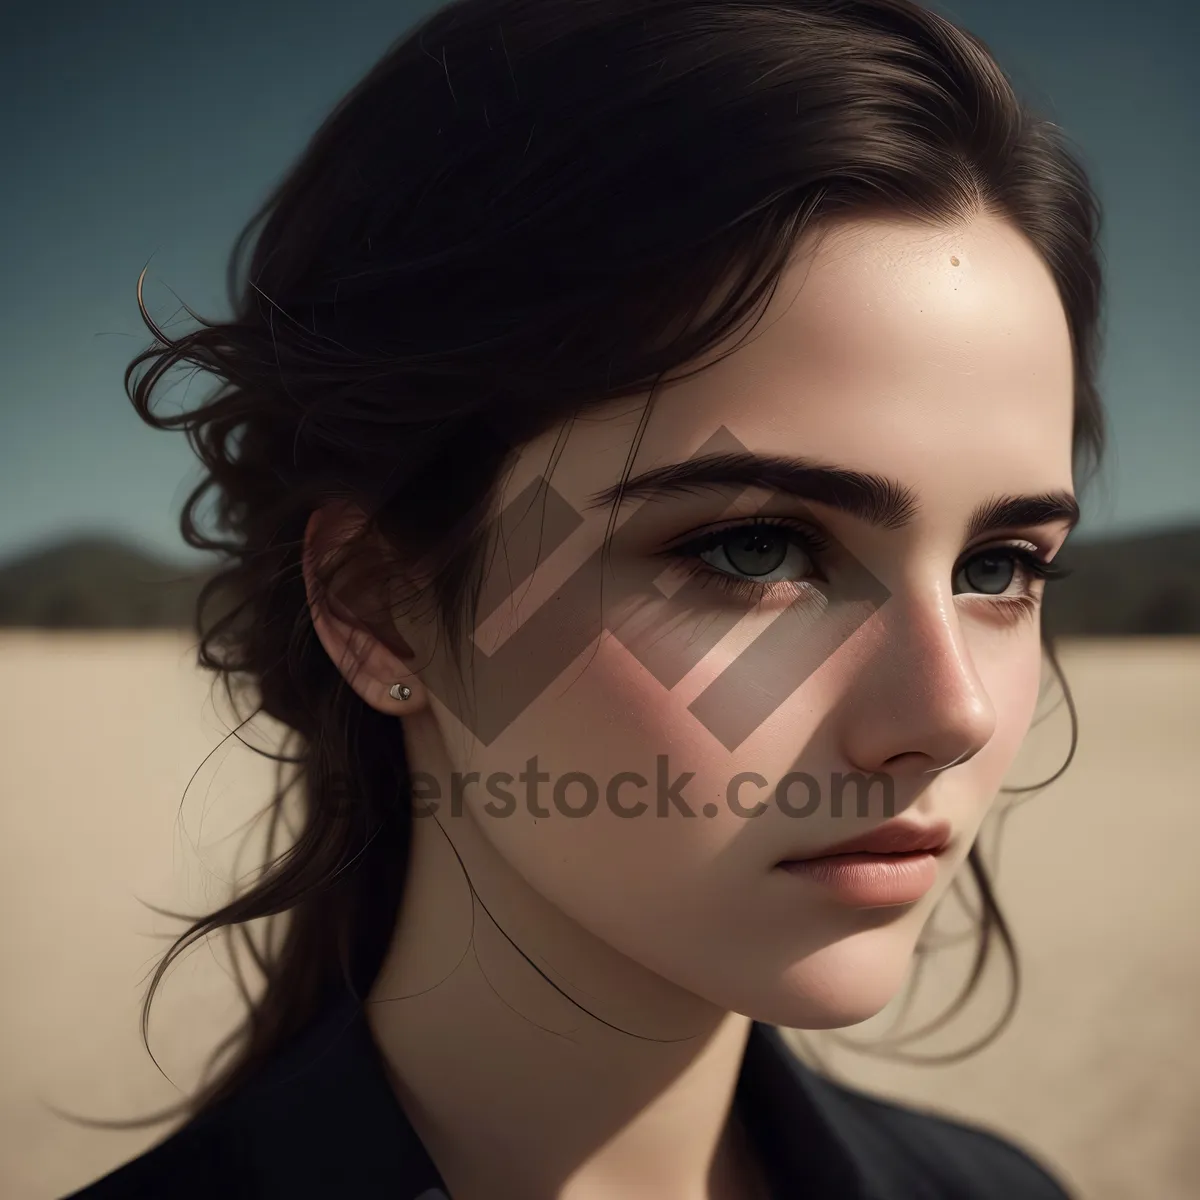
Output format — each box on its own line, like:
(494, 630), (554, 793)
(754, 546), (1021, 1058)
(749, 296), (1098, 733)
(727, 925), (921, 1031)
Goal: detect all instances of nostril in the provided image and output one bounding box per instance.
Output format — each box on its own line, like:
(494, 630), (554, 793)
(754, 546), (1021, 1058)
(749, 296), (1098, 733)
(921, 746), (976, 774)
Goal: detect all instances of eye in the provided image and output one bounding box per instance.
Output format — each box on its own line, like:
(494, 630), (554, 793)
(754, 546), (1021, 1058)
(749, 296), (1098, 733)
(954, 551), (1017, 596)
(952, 546), (1063, 598)
(694, 522), (822, 584)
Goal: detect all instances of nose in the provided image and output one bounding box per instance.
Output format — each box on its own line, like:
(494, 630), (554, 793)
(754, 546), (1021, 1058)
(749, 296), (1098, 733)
(839, 593), (996, 779)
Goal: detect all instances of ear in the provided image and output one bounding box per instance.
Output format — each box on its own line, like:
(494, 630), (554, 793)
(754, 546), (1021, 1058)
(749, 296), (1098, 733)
(302, 503), (428, 717)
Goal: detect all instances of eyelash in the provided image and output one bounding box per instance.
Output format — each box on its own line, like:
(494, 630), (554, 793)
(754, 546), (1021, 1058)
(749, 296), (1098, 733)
(659, 517), (1071, 613)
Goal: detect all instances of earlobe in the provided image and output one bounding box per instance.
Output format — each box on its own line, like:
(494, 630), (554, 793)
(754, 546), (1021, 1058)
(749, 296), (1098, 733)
(309, 603), (430, 716)
(310, 603), (423, 715)
(302, 506), (428, 717)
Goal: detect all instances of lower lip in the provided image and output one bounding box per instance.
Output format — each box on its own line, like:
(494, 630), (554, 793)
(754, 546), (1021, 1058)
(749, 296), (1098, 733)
(777, 851), (941, 906)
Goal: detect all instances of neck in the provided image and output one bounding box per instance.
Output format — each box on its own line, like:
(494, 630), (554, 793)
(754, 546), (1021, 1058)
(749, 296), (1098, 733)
(364, 794), (768, 1200)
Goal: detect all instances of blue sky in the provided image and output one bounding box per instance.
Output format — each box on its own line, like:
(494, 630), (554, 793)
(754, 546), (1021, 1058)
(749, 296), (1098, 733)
(1, 0), (1197, 564)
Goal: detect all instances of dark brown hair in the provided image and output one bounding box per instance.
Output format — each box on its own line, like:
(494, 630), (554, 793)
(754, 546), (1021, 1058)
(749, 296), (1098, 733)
(83, 0), (1105, 1130)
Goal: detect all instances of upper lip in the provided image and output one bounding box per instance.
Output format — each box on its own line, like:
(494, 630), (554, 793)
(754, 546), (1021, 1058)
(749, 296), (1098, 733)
(780, 817), (953, 862)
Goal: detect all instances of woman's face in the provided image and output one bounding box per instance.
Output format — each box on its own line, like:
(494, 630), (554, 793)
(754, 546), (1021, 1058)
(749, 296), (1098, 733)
(393, 212), (1077, 1029)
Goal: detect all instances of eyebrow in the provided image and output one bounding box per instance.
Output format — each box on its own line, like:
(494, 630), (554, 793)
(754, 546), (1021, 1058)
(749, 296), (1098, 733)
(587, 451), (1080, 538)
(963, 492), (1080, 540)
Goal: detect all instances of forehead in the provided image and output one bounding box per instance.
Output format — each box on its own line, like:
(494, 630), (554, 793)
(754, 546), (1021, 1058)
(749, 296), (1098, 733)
(513, 213), (1077, 512)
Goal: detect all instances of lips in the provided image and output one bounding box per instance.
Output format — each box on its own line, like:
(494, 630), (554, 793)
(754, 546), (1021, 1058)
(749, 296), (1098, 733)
(779, 817), (952, 863)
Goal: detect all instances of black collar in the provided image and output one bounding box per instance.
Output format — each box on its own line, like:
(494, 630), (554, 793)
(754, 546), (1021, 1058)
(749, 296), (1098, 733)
(213, 992), (859, 1197)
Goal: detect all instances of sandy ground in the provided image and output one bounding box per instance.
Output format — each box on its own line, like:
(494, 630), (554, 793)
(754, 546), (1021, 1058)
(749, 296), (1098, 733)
(1, 632), (1196, 1200)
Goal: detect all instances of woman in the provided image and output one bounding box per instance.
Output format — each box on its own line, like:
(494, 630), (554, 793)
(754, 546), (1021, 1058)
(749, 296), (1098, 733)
(64, 0), (1103, 1196)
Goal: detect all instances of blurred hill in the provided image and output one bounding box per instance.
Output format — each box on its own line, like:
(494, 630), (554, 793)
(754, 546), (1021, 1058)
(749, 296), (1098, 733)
(1041, 524), (1200, 637)
(0, 526), (1198, 634)
(0, 536), (214, 630)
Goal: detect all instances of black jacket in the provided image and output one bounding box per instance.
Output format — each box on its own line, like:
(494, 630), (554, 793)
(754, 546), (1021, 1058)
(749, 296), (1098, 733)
(63, 991), (1072, 1199)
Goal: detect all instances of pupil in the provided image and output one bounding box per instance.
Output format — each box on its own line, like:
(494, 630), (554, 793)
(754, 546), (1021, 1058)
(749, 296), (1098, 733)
(966, 555), (1014, 595)
(726, 531), (787, 577)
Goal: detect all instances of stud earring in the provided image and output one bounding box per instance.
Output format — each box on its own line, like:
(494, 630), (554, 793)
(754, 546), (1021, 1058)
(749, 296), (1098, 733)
(388, 684), (412, 702)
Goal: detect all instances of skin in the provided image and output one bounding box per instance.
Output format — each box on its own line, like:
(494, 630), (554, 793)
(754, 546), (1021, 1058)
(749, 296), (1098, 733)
(306, 211), (1077, 1199)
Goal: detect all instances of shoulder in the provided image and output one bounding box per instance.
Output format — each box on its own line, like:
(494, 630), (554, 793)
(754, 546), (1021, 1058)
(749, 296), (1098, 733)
(801, 1068), (1074, 1199)
(59, 1109), (251, 1200)
(740, 1025), (1074, 1199)
(58, 998), (444, 1200)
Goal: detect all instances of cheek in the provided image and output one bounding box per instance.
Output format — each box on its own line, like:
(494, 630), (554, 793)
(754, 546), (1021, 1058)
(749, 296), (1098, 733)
(458, 638), (748, 915)
(970, 631), (1046, 793)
